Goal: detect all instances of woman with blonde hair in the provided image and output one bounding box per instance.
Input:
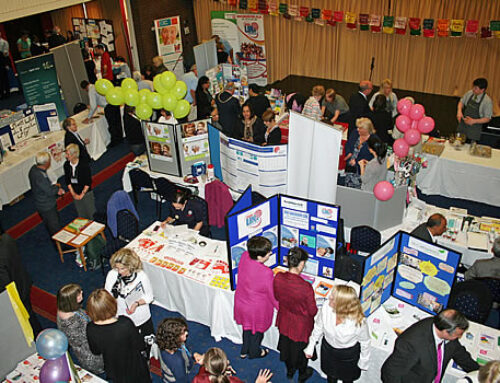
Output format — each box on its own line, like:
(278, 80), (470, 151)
(304, 285), (370, 383)
(57, 283), (104, 374)
(86, 289), (151, 382)
(458, 360), (500, 383)
(344, 118), (376, 189)
(369, 78), (398, 118)
(104, 248), (155, 357)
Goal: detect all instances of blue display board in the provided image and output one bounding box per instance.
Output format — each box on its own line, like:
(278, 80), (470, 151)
(207, 123), (222, 181)
(392, 232), (461, 315)
(360, 233), (401, 317)
(279, 195), (339, 279)
(226, 195), (280, 290)
(228, 185), (253, 216)
(359, 231), (462, 317)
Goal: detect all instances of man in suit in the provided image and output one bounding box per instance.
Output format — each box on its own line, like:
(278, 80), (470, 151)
(348, 80), (373, 139)
(63, 117), (91, 164)
(465, 236), (500, 280)
(215, 82), (241, 139)
(411, 214), (447, 243)
(381, 309), (479, 382)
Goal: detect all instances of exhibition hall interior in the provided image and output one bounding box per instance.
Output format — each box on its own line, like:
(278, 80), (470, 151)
(0, 0), (499, 382)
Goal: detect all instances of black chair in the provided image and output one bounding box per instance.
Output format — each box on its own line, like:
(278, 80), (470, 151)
(129, 168), (155, 206)
(448, 280), (493, 324)
(334, 246), (364, 284)
(153, 177), (178, 219)
(350, 225), (381, 254)
(477, 278), (500, 305)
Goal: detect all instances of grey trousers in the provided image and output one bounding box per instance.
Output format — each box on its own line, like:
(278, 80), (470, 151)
(39, 207), (61, 236)
(74, 190), (96, 220)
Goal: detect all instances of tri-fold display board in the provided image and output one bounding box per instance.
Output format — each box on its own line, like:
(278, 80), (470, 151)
(225, 186), (340, 290)
(143, 118), (211, 177)
(360, 231), (462, 317)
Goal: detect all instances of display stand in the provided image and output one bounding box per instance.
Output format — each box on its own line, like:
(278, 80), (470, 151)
(336, 185), (407, 231)
(225, 186), (340, 289)
(359, 231), (462, 317)
(194, 39), (217, 77)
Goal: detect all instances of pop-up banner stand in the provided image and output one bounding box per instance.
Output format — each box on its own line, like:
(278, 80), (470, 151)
(225, 186), (341, 290)
(359, 231), (462, 317)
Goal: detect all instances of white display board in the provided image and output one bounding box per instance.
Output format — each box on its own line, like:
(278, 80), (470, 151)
(287, 112), (342, 204)
(194, 39), (217, 77)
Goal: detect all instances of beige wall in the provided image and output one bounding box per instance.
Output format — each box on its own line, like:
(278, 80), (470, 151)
(0, 0), (91, 23)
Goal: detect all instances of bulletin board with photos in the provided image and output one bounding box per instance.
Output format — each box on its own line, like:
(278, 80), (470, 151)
(359, 231), (462, 317)
(176, 119), (210, 174)
(225, 186), (340, 290)
(72, 18), (116, 52)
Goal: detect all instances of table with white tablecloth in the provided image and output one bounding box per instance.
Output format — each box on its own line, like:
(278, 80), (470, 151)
(416, 141), (500, 207)
(129, 224), (496, 382)
(0, 111), (110, 208)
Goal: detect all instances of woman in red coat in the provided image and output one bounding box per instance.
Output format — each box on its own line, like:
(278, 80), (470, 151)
(274, 247), (318, 382)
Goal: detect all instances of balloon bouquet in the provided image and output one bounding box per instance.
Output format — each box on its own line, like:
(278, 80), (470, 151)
(373, 99), (434, 202)
(36, 329), (71, 382)
(94, 71), (191, 121)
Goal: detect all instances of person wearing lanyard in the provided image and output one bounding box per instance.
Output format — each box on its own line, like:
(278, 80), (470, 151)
(63, 117), (91, 164)
(161, 190), (209, 237)
(64, 144), (95, 220)
(456, 78), (493, 142)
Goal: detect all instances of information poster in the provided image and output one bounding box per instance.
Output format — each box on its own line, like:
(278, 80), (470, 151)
(211, 11), (239, 63)
(154, 16), (184, 77)
(145, 122), (175, 162)
(178, 119), (210, 162)
(235, 14), (268, 86)
(16, 54), (66, 120)
(72, 18), (115, 52)
(219, 132), (287, 197)
(33, 104), (60, 132)
(10, 112), (38, 144)
(360, 234), (401, 317)
(393, 232), (461, 315)
(279, 195), (339, 279)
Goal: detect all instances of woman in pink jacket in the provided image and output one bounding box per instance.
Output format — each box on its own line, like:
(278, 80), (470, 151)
(234, 236), (278, 359)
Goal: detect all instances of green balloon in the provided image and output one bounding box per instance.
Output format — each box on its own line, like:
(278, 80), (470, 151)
(124, 89), (139, 106)
(153, 74), (166, 94)
(121, 78), (138, 91)
(139, 89), (151, 104)
(173, 81), (188, 100)
(106, 87), (124, 106)
(136, 103), (153, 120)
(161, 71), (176, 90)
(95, 79), (113, 95)
(162, 92), (178, 112)
(174, 100), (190, 119)
(147, 92), (163, 109)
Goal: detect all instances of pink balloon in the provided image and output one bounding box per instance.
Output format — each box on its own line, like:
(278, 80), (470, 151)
(396, 115), (411, 133)
(411, 120), (418, 130)
(393, 138), (410, 157)
(409, 104), (425, 121)
(418, 116), (435, 134)
(404, 128), (422, 146)
(373, 181), (395, 201)
(397, 99), (412, 116)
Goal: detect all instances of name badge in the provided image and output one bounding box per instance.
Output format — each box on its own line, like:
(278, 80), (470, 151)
(71, 178), (78, 184)
(187, 210), (193, 217)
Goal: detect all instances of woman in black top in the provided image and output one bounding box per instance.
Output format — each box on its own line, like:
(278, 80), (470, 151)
(195, 76), (213, 120)
(160, 190), (209, 237)
(86, 289), (151, 383)
(123, 105), (146, 156)
(82, 49), (97, 84)
(63, 117), (91, 164)
(239, 103), (266, 145)
(64, 143), (95, 220)
(371, 94), (394, 145)
(261, 110), (281, 145)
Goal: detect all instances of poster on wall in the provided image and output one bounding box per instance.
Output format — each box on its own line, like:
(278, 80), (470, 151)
(72, 18), (115, 52)
(154, 16), (184, 78)
(211, 11), (239, 63)
(178, 120), (210, 162)
(235, 14), (268, 86)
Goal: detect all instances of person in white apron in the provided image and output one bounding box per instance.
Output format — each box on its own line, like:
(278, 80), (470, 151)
(456, 78), (493, 142)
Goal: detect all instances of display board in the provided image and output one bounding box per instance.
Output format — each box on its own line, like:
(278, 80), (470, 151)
(359, 231), (462, 317)
(194, 39), (217, 77)
(228, 185), (253, 216)
(143, 121), (180, 176)
(72, 18), (115, 52)
(175, 119), (210, 175)
(279, 195), (339, 279)
(226, 195), (280, 290)
(206, 64), (248, 103)
(393, 232), (461, 315)
(207, 122), (222, 180)
(226, 192), (340, 289)
(154, 16), (184, 78)
(15, 53), (66, 120)
(33, 104), (60, 132)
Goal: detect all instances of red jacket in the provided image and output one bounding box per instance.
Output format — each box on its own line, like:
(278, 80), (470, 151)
(205, 179), (233, 228)
(273, 271), (318, 343)
(101, 51), (114, 81)
(192, 366), (244, 383)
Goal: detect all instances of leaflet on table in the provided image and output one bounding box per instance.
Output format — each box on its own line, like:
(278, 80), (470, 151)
(33, 103), (60, 132)
(52, 230), (76, 243)
(47, 141), (65, 168)
(145, 122), (175, 162)
(279, 195), (339, 280)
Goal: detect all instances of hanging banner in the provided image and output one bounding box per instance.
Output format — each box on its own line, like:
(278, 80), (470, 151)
(481, 27), (492, 39)
(333, 11), (344, 23)
(154, 16), (184, 77)
(258, 0), (268, 14)
(211, 11), (239, 64)
(278, 3), (287, 14)
(322, 10), (332, 21)
(383, 16), (395, 34)
(423, 18), (435, 37)
(248, 0), (258, 12)
(409, 17), (422, 36)
(268, 0), (278, 16)
(236, 14), (268, 86)
(359, 13), (369, 31)
(345, 12), (357, 30)
(465, 20), (479, 37)
(395, 17), (407, 35)
(491, 20), (500, 38)
(239, 0), (248, 9)
(450, 19), (464, 37)
(370, 14), (381, 33)
(437, 19), (450, 37)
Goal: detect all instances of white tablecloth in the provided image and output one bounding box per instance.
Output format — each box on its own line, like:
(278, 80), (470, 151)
(417, 141), (500, 207)
(0, 111), (110, 208)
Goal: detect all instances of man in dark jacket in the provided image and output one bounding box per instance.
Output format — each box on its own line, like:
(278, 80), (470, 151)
(348, 80), (373, 139)
(246, 84), (271, 119)
(215, 82), (241, 138)
(410, 214), (447, 243)
(48, 26), (67, 49)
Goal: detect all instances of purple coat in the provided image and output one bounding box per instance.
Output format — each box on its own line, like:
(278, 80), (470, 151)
(234, 251), (279, 334)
